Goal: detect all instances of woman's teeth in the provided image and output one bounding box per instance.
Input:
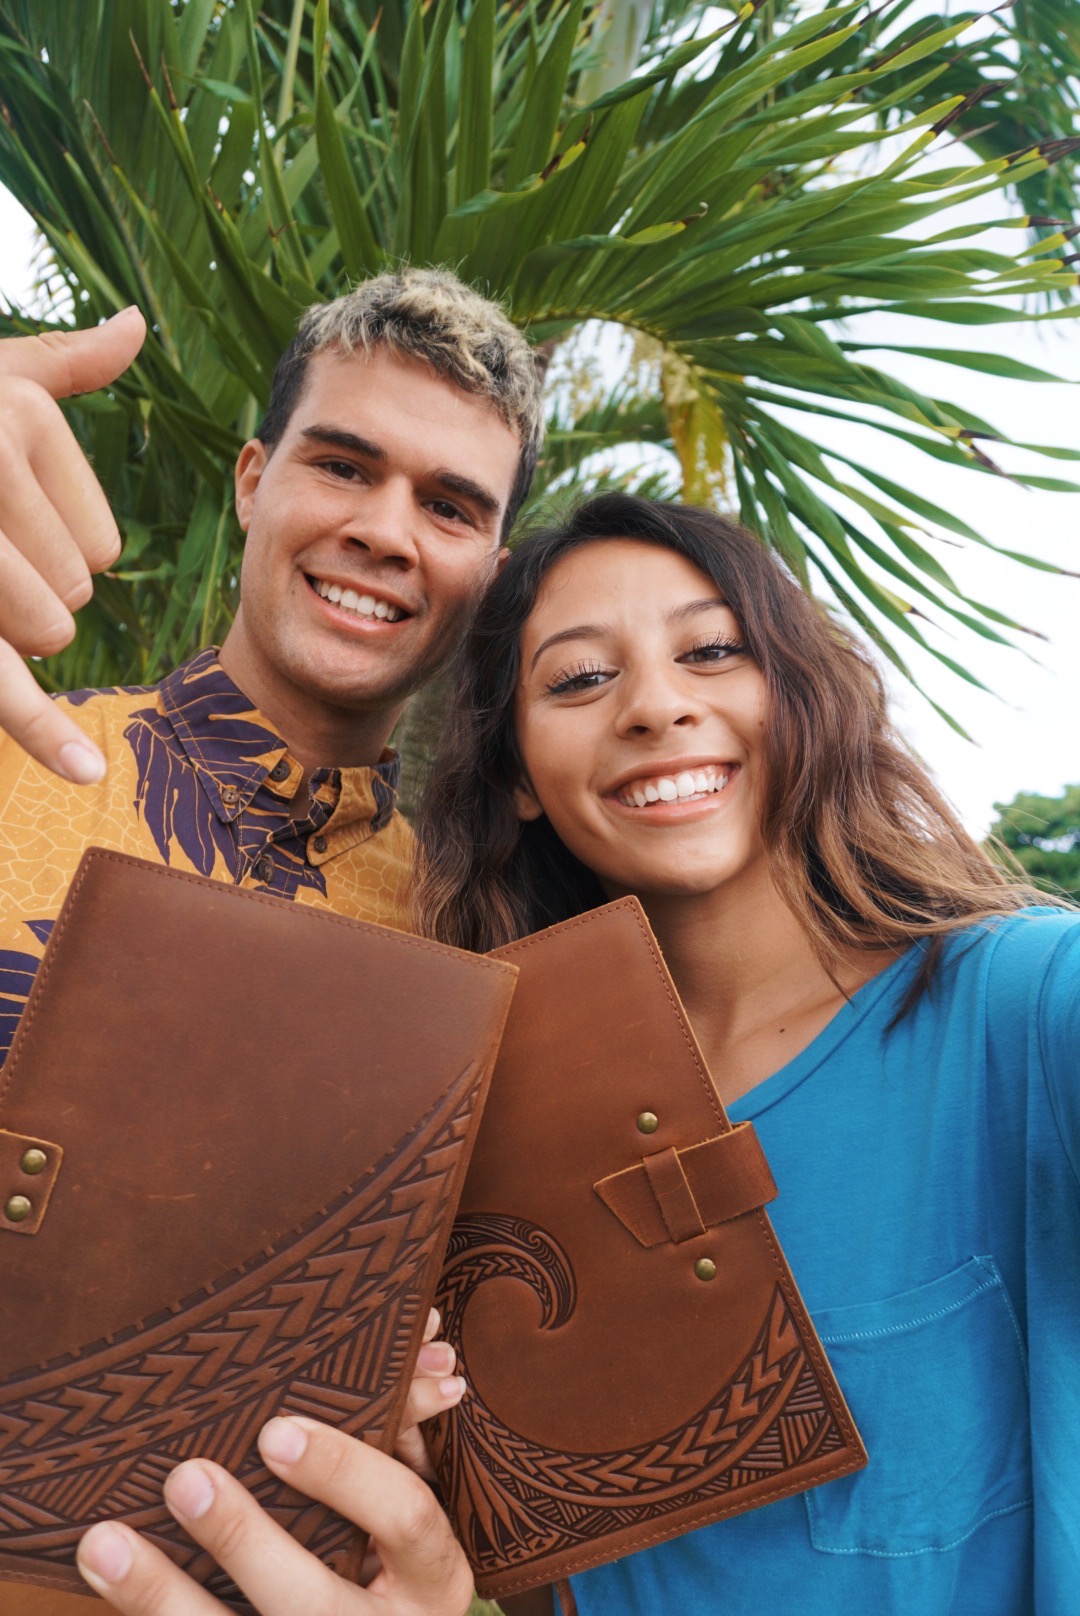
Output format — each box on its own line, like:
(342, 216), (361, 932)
(617, 768), (731, 809)
(312, 578), (404, 622)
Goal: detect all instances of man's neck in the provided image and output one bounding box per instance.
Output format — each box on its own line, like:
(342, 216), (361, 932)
(217, 621), (402, 776)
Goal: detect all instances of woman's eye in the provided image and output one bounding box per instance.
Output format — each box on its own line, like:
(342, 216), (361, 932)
(546, 663), (610, 696)
(681, 636), (745, 665)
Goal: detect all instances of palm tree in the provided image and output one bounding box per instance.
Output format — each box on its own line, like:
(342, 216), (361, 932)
(0, 0), (1077, 795)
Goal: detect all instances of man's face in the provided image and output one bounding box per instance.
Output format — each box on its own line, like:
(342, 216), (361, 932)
(232, 345), (522, 718)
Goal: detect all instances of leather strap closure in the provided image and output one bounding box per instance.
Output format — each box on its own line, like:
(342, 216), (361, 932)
(0, 1129), (64, 1237)
(593, 1122), (777, 1248)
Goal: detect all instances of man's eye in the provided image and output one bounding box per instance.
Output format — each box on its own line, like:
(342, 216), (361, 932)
(429, 499), (469, 524)
(546, 663), (610, 695)
(323, 459), (360, 480)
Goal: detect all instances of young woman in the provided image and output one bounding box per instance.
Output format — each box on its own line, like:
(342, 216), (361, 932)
(410, 492), (1080, 1616)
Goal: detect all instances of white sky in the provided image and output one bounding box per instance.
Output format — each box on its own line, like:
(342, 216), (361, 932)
(1, 173), (1076, 837)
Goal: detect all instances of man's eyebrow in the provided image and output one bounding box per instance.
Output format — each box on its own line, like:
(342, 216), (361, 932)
(299, 429), (501, 519)
(302, 425), (387, 460)
(429, 469), (501, 519)
(529, 598), (730, 671)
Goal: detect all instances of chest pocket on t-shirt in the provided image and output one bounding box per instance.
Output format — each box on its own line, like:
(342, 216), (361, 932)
(805, 1256), (1031, 1557)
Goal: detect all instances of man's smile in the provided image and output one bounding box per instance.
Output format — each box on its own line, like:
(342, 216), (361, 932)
(305, 573), (414, 626)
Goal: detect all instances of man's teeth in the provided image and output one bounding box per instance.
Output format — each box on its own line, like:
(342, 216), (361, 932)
(618, 768), (731, 808)
(312, 579), (404, 622)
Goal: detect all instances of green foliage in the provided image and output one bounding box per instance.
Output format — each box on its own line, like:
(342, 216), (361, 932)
(0, 0), (1077, 707)
(988, 783), (1080, 898)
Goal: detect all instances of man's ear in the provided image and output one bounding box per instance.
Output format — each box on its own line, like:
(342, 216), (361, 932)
(234, 439), (269, 532)
(495, 545), (512, 574)
(512, 779), (544, 822)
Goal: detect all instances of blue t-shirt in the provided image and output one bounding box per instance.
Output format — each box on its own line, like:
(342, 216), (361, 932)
(571, 910), (1080, 1616)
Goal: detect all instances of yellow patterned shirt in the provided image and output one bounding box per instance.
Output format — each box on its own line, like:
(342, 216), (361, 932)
(0, 646), (416, 1068)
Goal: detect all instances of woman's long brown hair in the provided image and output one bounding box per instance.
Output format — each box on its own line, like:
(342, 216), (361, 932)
(416, 494), (1053, 1003)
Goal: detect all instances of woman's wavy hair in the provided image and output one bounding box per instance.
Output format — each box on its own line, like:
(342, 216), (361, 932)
(416, 493), (1048, 999)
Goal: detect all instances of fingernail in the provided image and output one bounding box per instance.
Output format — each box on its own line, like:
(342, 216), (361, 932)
(439, 1375), (467, 1402)
(57, 740), (106, 785)
(260, 1416), (309, 1465)
(166, 1461), (216, 1521)
(78, 1522), (133, 1586)
(419, 1342), (455, 1374)
(425, 1306), (440, 1337)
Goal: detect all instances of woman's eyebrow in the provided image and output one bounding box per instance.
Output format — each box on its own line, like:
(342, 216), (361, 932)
(670, 596), (729, 620)
(529, 624), (606, 671)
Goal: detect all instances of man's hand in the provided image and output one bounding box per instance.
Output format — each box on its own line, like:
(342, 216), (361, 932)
(395, 1308), (466, 1483)
(0, 307), (146, 782)
(76, 1415), (476, 1616)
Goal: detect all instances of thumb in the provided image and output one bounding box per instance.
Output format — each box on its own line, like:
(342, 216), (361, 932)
(0, 306), (146, 399)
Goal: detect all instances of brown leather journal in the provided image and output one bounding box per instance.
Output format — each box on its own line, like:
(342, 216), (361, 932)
(429, 897), (867, 1599)
(0, 848), (517, 1609)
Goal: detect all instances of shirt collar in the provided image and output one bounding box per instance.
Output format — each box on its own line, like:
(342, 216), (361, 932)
(158, 648), (401, 833)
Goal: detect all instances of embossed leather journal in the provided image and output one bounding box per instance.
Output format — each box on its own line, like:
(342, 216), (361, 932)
(429, 897), (866, 1599)
(0, 848), (517, 1609)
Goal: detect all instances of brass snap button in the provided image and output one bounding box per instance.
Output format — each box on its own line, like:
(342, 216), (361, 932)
(19, 1148), (47, 1176)
(694, 1258), (717, 1282)
(636, 1111), (659, 1134)
(5, 1195), (32, 1223)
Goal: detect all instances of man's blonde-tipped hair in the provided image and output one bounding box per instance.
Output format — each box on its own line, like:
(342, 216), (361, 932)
(259, 267), (544, 531)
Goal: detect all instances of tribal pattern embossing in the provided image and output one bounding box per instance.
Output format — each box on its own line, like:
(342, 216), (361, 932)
(0, 1062), (482, 1610)
(431, 1216), (847, 1576)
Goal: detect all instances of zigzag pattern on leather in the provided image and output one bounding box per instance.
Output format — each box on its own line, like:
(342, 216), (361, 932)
(0, 1062), (482, 1611)
(432, 1215), (847, 1575)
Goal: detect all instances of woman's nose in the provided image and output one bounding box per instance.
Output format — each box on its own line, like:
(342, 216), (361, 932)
(613, 665), (704, 737)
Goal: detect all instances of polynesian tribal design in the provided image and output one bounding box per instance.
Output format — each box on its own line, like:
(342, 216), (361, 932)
(0, 1062), (483, 1610)
(0, 924), (54, 1065)
(433, 1216), (848, 1577)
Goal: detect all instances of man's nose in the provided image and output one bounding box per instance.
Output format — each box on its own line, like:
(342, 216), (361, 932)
(341, 477), (421, 566)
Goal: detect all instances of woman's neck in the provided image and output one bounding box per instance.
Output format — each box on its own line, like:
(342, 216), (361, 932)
(637, 871), (893, 1107)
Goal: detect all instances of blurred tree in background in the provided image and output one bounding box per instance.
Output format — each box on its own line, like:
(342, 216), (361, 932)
(0, 0), (1078, 797)
(988, 783), (1080, 898)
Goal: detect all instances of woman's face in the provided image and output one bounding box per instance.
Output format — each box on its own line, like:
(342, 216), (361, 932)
(514, 538), (771, 904)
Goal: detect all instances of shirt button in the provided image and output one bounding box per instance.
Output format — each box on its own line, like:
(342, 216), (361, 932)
(311, 835), (328, 856)
(220, 785), (239, 806)
(255, 855), (275, 884)
(269, 760), (290, 783)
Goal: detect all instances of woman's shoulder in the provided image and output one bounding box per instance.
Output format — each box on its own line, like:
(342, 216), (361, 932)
(940, 906), (1080, 1068)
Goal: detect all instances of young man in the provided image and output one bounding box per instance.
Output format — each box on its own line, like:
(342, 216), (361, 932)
(0, 270), (543, 1061)
(0, 272), (547, 1616)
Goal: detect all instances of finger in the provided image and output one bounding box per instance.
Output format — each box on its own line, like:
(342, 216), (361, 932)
(0, 534), (76, 657)
(422, 1307), (440, 1345)
(258, 1417), (473, 1613)
(0, 454), (95, 615)
(162, 1457), (354, 1616)
(0, 640), (106, 783)
(77, 1520), (222, 1615)
(415, 1338), (456, 1377)
(0, 307), (146, 398)
(402, 1372), (466, 1431)
(0, 378), (122, 573)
